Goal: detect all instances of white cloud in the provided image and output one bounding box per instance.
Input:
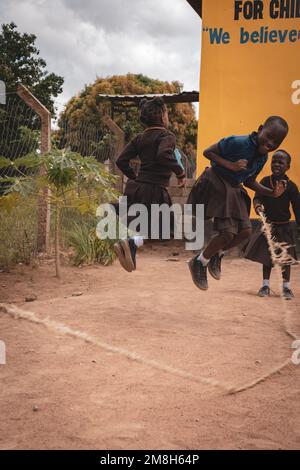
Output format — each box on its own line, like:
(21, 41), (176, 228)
(1, 0), (201, 113)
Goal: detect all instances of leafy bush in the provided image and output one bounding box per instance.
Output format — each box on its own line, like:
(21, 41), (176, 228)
(67, 219), (116, 266)
(0, 195), (37, 269)
(0, 149), (119, 276)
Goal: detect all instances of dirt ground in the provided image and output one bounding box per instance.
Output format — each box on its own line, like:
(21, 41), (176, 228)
(0, 245), (300, 450)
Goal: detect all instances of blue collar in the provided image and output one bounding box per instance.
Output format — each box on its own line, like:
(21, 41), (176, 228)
(249, 131), (268, 159)
(249, 131), (259, 147)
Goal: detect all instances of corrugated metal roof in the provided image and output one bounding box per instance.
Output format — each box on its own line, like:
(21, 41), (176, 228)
(97, 91), (199, 104)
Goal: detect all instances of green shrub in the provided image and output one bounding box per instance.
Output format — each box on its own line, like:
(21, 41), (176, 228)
(0, 149), (118, 277)
(0, 196), (37, 269)
(67, 218), (116, 266)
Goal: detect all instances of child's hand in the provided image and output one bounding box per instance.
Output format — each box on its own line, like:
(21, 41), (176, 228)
(177, 177), (186, 188)
(255, 204), (264, 216)
(272, 180), (287, 198)
(228, 159), (248, 172)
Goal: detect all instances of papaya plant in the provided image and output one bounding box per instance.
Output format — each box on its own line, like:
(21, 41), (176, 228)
(0, 149), (119, 277)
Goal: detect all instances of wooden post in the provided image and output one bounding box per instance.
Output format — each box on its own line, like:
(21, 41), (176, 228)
(17, 84), (51, 253)
(102, 115), (125, 193)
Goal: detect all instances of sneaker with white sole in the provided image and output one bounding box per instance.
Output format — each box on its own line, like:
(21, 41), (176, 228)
(208, 253), (223, 280)
(188, 255), (208, 291)
(283, 287), (294, 300)
(114, 238), (137, 272)
(258, 286), (270, 297)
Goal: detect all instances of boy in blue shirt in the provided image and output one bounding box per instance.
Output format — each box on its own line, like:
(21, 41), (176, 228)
(187, 116), (289, 290)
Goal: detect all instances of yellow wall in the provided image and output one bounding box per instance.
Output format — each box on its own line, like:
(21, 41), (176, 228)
(198, 0), (300, 215)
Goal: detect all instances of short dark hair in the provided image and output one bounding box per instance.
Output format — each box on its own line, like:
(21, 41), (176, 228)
(273, 149), (291, 165)
(139, 97), (166, 126)
(264, 116), (289, 133)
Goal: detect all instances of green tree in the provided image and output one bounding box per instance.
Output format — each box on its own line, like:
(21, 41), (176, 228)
(56, 74), (197, 167)
(0, 22), (64, 114)
(0, 22), (64, 164)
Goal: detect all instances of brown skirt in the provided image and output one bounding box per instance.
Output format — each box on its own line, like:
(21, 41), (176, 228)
(115, 179), (173, 239)
(124, 179), (172, 207)
(187, 167), (251, 221)
(244, 222), (297, 267)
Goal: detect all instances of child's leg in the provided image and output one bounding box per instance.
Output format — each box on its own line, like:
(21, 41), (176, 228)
(202, 232), (234, 259)
(222, 229), (252, 251)
(282, 265), (291, 283)
(201, 228), (250, 268)
(257, 265), (272, 297)
(263, 265), (272, 282)
(200, 223), (251, 281)
(188, 231), (233, 291)
(189, 222), (249, 291)
(282, 265), (294, 299)
(199, 229), (247, 284)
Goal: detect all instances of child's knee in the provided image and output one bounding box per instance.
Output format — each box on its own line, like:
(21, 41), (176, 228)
(220, 231), (235, 245)
(240, 228), (252, 241)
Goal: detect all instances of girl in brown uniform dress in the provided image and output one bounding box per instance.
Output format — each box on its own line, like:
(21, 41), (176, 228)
(114, 97), (185, 272)
(187, 116), (289, 291)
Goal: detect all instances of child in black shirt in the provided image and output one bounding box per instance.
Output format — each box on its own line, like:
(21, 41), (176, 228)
(245, 150), (300, 299)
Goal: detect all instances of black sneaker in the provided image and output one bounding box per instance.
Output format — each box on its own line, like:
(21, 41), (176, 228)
(208, 253), (223, 280)
(127, 238), (137, 269)
(283, 287), (294, 300)
(258, 286), (270, 297)
(188, 255), (208, 291)
(114, 238), (137, 272)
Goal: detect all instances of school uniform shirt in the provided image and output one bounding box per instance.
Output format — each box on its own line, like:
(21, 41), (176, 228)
(116, 128), (185, 188)
(254, 175), (300, 226)
(213, 132), (268, 187)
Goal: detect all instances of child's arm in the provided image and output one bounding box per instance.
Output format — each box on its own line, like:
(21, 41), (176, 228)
(252, 178), (267, 215)
(116, 138), (139, 180)
(157, 133), (186, 185)
(203, 143), (248, 172)
(244, 179), (286, 198)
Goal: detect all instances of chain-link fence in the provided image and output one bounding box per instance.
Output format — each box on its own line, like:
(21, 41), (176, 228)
(0, 88), (200, 270)
(0, 93), (41, 268)
(0, 90), (122, 270)
(51, 112), (122, 251)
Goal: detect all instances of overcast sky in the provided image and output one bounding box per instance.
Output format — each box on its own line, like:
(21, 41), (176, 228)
(1, 0), (201, 113)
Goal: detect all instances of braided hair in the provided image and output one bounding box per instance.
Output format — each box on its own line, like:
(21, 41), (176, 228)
(139, 97), (167, 127)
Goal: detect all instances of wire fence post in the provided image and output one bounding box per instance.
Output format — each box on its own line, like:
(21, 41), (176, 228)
(102, 115), (124, 192)
(0, 80), (6, 105)
(17, 84), (51, 253)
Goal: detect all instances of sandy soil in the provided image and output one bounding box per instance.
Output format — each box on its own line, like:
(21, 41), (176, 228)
(0, 245), (299, 450)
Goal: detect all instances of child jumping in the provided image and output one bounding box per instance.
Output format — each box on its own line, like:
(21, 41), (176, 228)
(187, 116), (289, 290)
(114, 97), (185, 272)
(245, 150), (300, 299)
